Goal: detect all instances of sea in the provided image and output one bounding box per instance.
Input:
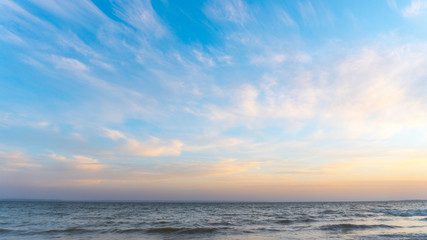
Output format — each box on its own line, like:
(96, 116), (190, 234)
(1, 200), (427, 239)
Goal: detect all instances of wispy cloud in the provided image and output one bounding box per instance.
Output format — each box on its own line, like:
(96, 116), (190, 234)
(132, 158), (262, 181)
(402, 0), (427, 17)
(57, 32), (101, 58)
(125, 138), (183, 157)
(194, 42), (427, 141)
(27, 0), (108, 30)
(0, 25), (25, 45)
(193, 50), (215, 67)
(49, 154), (105, 171)
(298, 1), (316, 23)
(112, 0), (167, 37)
(204, 0), (249, 25)
(0, 0), (56, 33)
(297, 1), (334, 26)
(279, 8), (297, 27)
(51, 55), (89, 71)
(0, 151), (40, 172)
(103, 128), (183, 157)
(103, 128), (126, 141)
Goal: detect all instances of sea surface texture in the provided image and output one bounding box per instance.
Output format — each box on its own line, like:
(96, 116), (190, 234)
(1, 201), (427, 239)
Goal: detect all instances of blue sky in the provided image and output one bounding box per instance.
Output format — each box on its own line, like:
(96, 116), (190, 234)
(1, 0), (427, 201)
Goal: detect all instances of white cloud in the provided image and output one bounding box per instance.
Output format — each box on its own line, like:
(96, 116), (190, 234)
(322, 47), (427, 138)
(193, 50), (215, 67)
(217, 55), (232, 64)
(184, 137), (247, 152)
(58, 32), (100, 58)
(35, 122), (50, 127)
(295, 53), (311, 63)
(133, 158), (261, 180)
(49, 153), (67, 162)
(103, 128), (184, 157)
(0, 0), (56, 32)
(402, 0), (427, 17)
(0, 151), (40, 171)
(112, 0), (166, 37)
(70, 133), (86, 141)
(236, 84), (259, 117)
(52, 55), (88, 71)
(28, 0), (107, 27)
(198, 43), (427, 140)
(125, 138), (183, 157)
(103, 128), (126, 140)
(73, 155), (105, 171)
(49, 154), (105, 171)
(387, 0), (398, 10)
(298, 1), (316, 23)
(204, 0), (249, 25)
(202, 74), (318, 126)
(279, 9), (297, 27)
(251, 50), (310, 66)
(205, 104), (237, 122)
(272, 54), (288, 64)
(251, 53), (288, 66)
(21, 56), (44, 69)
(0, 25), (25, 45)
(90, 59), (115, 71)
(297, 1), (334, 26)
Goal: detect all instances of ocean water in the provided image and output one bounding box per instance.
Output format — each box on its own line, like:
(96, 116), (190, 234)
(1, 201), (427, 239)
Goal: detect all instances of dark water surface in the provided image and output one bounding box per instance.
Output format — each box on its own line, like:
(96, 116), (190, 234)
(1, 201), (427, 239)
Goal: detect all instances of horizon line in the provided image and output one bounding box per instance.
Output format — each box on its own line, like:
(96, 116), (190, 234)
(1, 198), (425, 203)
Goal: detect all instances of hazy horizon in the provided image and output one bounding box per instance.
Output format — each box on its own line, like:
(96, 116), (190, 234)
(1, 0), (427, 201)
(1, 198), (426, 203)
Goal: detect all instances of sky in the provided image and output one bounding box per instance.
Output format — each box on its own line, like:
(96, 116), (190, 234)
(0, 0), (427, 201)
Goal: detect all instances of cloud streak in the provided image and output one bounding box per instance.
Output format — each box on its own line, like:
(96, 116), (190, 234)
(103, 128), (183, 157)
(204, 0), (249, 25)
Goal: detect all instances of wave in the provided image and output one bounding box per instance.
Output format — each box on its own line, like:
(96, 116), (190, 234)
(276, 218), (316, 225)
(298, 218), (316, 223)
(115, 228), (146, 234)
(0, 228), (11, 233)
(146, 227), (223, 234)
(372, 209), (427, 217)
(369, 233), (427, 240)
(320, 223), (397, 231)
(88, 227), (224, 235)
(153, 220), (170, 225)
(256, 227), (281, 232)
(276, 219), (293, 224)
(210, 221), (234, 226)
(320, 209), (341, 214)
(38, 227), (94, 234)
(353, 213), (375, 218)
